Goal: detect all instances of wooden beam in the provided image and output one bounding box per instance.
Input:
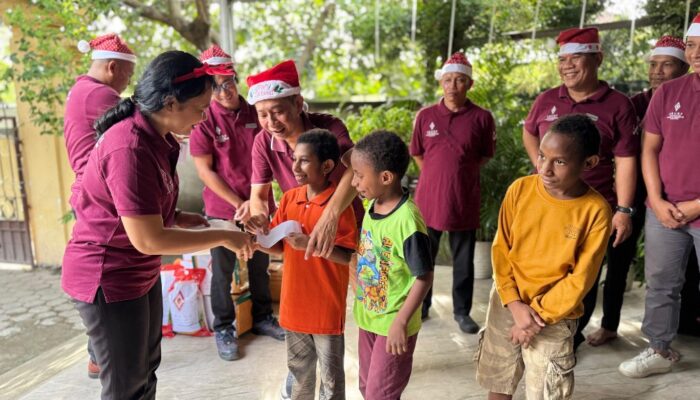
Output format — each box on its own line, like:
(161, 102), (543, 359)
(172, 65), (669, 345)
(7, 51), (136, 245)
(503, 16), (664, 41)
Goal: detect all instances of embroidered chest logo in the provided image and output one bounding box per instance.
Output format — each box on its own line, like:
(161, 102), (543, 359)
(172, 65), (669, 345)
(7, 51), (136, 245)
(666, 102), (684, 121)
(564, 224), (581, 240)
(545, 106), (558, 122)
(160, 167), (175, 195)
(426, 122), (439, 137)
(215, 126), (229, 143)
(586, 113), (599, 122)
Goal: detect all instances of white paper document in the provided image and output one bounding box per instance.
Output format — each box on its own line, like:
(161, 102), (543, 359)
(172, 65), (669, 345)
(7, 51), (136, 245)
(255, 220), (302, 248)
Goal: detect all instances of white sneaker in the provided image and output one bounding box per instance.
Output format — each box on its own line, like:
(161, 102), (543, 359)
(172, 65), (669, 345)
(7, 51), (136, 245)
(619, 348), (675, 378)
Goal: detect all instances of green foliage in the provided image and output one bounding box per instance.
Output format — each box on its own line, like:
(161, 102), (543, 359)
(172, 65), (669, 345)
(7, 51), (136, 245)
(645, 0), (700, 38)
(341, 103), (419, 177)
(3, 0), (113, 135)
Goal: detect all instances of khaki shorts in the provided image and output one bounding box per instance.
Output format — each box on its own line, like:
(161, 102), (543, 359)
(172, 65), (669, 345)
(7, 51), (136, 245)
(475, 285), (577, 400)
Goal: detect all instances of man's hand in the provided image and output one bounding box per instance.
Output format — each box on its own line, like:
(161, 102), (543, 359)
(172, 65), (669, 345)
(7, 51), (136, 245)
(244, 214), (270, 235)
(233, 200), (251, 224)
(175, 211), (208, 229)
(285, 232), (310, 251)
(305, 210), (339, 260)
(507, 301), (545, 336)
(610, 212), (633, 247)
(649, 198), (685, 229)
(386, 318), (408, 356)
(676, 200), (700, 225)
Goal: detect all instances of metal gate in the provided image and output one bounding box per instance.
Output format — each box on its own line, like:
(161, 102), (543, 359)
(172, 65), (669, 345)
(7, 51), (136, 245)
(0, 105), (33, 265)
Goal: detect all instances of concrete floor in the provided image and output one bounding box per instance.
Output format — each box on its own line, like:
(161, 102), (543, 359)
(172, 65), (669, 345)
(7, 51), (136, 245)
(3, 265), (700, 400)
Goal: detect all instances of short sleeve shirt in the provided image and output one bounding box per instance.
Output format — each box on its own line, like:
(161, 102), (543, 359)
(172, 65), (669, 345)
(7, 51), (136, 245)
(189, 98), (274, 219)
(524, 82), (640, 207)
(250, 111), (364, 225)
(644, 73), (700, 227)
(62, 109), (180, 303)
(410, 99), (496, 230)
(64, 75), (121, 207)
(270, 184), (358, 335)
(352, 193), (433, 336)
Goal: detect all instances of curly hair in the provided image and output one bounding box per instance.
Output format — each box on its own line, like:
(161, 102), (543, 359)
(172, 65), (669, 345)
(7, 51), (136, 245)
(354, 130), (410, 178)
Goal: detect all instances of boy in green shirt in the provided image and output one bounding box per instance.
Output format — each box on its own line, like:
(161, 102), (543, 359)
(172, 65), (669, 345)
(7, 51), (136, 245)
(350, 130), (434, 399)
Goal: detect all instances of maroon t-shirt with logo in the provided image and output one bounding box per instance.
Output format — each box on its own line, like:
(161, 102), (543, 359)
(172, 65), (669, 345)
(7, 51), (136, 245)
(62, 109), (179, 303)
(250, 112), (364, 225)
(63, 75), (121, 208)
(524, 82), (640, 207)
(189, 98), (274, 219)
(644, 73), (700, 227)
(410, 99), (496, 231)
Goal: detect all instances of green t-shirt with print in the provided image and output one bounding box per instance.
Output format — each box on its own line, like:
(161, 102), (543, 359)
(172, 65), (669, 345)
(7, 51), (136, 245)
(352, 193), (433, 336)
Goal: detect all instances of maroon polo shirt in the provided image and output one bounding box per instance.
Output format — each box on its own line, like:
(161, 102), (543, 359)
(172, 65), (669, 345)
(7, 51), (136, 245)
(410, 99), (496, 231)
(64, 75), (121, 208)
(62, 109), (180, 303)
(524, 81), (640, 207)
(631, 89), (653, 123)
(250, 111), (364, 225)
(644, 73), (700, 227)
(189, 97), (274, 219)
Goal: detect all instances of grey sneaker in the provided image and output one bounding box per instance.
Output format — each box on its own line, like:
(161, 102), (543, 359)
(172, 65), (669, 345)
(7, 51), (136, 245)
(280, 371), (294, 400)
(253, 315), (286, 341)
(215, 327), (240, 361)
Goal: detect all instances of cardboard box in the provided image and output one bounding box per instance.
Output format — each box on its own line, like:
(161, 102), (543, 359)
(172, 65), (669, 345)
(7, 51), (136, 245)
(231, 259), (249, 294)
(232, 291), (253, 335)
(268, 262), (283, 302)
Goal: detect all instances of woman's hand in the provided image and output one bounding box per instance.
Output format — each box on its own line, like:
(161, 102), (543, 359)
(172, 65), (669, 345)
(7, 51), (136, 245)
(175, 211), (208, 229)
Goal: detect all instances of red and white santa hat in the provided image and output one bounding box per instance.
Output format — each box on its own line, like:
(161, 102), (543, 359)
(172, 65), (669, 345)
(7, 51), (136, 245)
(434, 52), (472, 80)
(246, 60), (301, 105)
(77, 33), (136, 63)
(199, 45), (234, 67)
(556, 27), (602, 56)
(650, 35), (686, 63)
(687, 12), (700, 37)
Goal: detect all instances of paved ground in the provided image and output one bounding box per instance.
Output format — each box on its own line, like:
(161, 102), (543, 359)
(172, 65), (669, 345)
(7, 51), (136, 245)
(0, 268), (84, 376)
(1, 266), (700, 399)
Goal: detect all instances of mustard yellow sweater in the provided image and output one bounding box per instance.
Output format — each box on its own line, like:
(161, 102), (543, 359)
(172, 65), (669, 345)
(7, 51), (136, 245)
(492, 175), (612, 324)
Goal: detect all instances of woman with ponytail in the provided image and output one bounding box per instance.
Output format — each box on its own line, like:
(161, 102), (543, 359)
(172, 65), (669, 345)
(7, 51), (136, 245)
(62, 50), (253, 400)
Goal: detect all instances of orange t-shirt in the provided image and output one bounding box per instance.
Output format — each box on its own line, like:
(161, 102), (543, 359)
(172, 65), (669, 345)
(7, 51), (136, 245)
(270, 183), (358, 335)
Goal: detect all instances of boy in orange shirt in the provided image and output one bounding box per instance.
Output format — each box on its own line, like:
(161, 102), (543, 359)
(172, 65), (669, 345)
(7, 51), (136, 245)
(256, 129), (357, 400)
(476, 114), (612, 399)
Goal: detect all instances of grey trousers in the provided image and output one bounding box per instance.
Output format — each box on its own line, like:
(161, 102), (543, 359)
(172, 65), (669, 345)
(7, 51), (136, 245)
(74, 281), (162, 400)
(286, 330), (345, 400)
(643, 209), (700, 351)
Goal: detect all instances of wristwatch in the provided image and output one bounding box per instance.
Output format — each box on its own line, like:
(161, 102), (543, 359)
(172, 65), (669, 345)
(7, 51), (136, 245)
(615, 205), (636, 216)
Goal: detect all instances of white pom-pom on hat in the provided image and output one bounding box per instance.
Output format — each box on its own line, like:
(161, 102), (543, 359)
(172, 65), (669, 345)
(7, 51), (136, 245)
(77, 40), (91, 54)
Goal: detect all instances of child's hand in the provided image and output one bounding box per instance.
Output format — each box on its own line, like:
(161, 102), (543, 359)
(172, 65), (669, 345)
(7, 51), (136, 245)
(510, 326), (537, 349)
(285, 233), (310, 251)
(245, 214), (270, 235)
(386, 318), (408, 356)
(507, 301), (545, 336)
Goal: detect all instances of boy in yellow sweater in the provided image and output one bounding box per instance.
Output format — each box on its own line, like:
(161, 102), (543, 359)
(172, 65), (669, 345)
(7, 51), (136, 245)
(476, 114), (612, 400)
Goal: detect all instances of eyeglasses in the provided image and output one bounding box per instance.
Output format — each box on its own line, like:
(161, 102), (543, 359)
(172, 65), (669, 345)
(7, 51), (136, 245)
(213, 80), (236, 93)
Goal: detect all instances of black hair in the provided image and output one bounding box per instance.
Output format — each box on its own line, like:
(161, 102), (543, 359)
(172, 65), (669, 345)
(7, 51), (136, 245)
(94, 50), (214, 136)
(547, 114), (600, 159)
(354, 130), (410, 177)
(297, 129), (340, 167)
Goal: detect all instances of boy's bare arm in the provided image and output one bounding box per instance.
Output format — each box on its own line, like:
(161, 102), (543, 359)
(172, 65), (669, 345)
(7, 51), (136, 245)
(386, 271), (434, 355)
(285, 233), (353, 264)
(255, 242), (283, 257)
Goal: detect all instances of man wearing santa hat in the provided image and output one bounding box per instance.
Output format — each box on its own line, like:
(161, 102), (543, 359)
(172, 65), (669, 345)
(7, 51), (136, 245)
(584, 36), (690, 348)
(619, 16), (700, 378)
(244, 60), (363, 253)
(63, 32), (135, 379)
(522, 27), (640, 350)
(409, 52), (495, 334)
(189, 45), (284, 362)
